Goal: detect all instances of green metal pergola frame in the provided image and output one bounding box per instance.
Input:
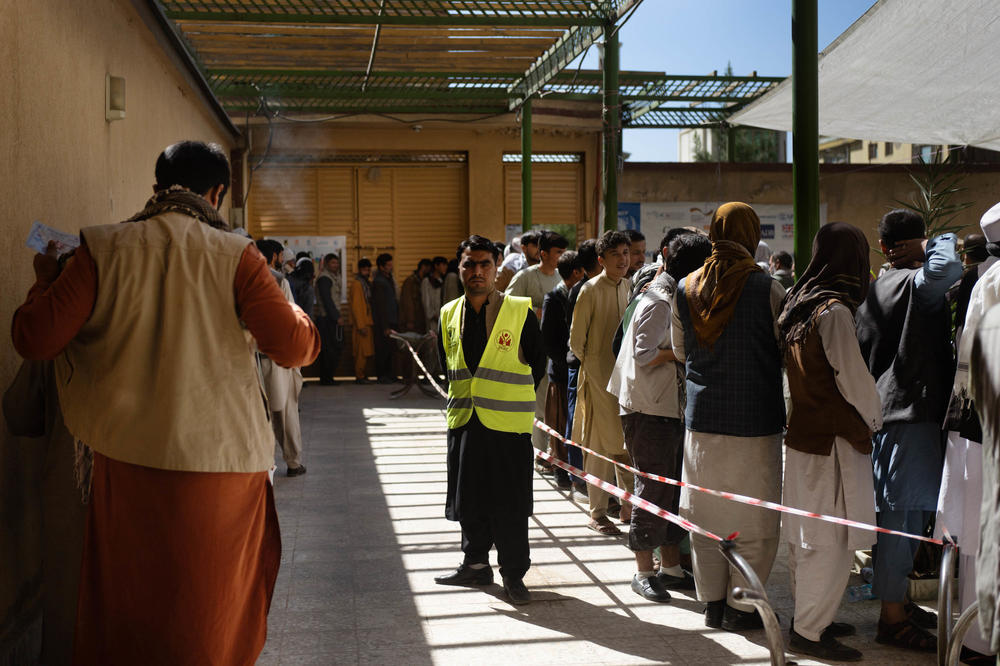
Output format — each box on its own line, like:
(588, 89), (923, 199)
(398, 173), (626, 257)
(154, 0), (783, 232)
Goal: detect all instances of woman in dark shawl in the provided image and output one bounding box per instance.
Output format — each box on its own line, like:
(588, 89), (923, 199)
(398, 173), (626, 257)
(778, 221), (870, 351)
(778, 222), (887, 661)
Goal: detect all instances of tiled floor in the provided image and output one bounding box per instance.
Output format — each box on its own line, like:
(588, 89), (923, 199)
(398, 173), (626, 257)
(258, 381), (945, 665)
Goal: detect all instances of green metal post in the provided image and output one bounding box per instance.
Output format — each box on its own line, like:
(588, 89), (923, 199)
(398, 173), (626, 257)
(792, 0), (819, 274)
(602, 24), (620, 232)
(727, 124), (737, 163)
(521, 98), (533, 233)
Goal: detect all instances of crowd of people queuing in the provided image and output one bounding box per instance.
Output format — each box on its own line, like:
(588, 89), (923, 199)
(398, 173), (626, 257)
(433, 204), (1000, 664)
(6, 138), (1000, 665)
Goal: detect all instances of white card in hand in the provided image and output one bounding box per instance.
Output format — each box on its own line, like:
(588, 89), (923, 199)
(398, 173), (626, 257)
(26, 220), (80, 256)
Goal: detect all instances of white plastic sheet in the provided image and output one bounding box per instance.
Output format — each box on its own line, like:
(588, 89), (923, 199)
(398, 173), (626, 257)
(730, 0), (1000, 151)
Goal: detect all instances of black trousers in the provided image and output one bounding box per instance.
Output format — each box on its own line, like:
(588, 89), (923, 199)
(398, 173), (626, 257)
(315, 317), (342, 382)
(460, 513), (530, 581)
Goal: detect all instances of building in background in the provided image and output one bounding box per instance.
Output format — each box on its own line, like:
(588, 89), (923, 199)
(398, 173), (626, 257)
(819, 138), (1000, 164)
(678, 126), (787, 163)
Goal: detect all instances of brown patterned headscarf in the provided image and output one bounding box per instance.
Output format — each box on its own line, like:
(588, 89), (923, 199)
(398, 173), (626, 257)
(684, 202), (763, 348)
(777, 221), (870, 353)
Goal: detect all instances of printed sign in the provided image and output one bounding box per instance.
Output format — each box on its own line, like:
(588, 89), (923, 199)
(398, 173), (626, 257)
(617, 202), (827, 260)
(266, 235), (348, 302)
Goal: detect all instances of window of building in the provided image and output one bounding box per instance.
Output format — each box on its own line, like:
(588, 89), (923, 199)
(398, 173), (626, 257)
(885, 142), (894, 157)
(868, 143), (878, 159)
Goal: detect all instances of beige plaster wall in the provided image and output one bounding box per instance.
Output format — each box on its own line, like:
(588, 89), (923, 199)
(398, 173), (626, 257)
(0, 0), (235, 397)
(621, 162), (1000, 256)
(247, 120), (602, 242)
(1, 5), (234, 650)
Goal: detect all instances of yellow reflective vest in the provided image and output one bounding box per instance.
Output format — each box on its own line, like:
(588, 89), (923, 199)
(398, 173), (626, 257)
(440, 294), (536, 433)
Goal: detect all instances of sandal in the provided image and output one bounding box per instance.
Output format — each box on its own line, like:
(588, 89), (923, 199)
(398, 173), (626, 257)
(875, 618), (937, 652)
(587, 517), (622, 536)
(905, 601), (938, 629)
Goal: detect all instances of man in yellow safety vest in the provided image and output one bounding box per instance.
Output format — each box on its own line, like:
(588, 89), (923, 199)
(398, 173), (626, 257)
(433, 235), (546, 605)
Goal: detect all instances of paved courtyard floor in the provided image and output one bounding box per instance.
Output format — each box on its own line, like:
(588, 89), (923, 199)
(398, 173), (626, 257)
(257, 382), (943, 665)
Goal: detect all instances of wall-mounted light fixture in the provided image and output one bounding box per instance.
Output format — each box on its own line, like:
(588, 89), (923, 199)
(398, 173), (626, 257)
(106, 74), (125, 121)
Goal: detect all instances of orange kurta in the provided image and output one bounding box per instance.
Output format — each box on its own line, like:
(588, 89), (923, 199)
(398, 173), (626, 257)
(74, 453), (280, 666)
(12, 240), (317, 666)
(349, 275), (375, 377)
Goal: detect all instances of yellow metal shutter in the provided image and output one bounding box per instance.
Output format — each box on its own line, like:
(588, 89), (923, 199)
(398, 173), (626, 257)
(392, 163), (467, 276)
(248, 159), (466, 276)
(357, 166), (395, 257)
(503, 162), (583, 246)
(248, 166), (318, 237)
(317, 166), (358, 269)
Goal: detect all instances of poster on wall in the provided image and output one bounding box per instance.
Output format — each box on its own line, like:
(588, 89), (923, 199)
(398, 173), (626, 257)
(266, 235), (348, 303)
(618, 202), (827, 263)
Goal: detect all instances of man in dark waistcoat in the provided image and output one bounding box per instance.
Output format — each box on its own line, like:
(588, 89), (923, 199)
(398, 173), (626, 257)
(856, 209), (961, 652)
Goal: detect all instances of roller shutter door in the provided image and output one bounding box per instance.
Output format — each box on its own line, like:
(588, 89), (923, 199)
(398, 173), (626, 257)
(391, 164), (467, 275)
(504, 161), (584, 246)
(248, 161), (467, 278)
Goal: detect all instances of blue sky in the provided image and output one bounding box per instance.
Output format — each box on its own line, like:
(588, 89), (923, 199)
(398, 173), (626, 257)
(570, 0), (876, 161)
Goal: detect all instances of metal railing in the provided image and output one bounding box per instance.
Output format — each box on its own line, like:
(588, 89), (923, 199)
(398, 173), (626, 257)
(938, 543), (958, 665)
(719, 539), (786, 666)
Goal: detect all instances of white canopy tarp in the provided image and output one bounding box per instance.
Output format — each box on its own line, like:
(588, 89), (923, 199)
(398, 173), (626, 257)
(729, 0), (1000, 151)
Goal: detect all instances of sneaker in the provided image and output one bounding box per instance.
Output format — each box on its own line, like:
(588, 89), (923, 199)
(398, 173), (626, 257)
(630, 574), (671, 603)
(789, 628), (862, 662)
(657, 569), (696, 590)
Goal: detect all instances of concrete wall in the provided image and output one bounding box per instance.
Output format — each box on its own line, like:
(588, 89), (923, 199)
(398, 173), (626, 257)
(245, 119), (603, 243)
(0, 0), (235, 394)
(0, 2), (234, 656)
(621, 162), (1000, 256)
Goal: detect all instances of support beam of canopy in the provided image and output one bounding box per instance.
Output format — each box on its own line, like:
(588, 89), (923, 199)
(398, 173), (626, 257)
(602, 25), (620, 232)
(792, 0), (819, 273)
(507, 0), (642, 110)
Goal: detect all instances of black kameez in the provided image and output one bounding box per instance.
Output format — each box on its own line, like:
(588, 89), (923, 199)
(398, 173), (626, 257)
(438, 295), (546, 579)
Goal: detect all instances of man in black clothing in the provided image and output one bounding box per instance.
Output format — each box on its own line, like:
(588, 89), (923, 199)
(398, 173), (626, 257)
(315, 253), (343, 385)
(564, 239), (601, 494)
(434, 235), (546, 605)
(371, 253), (399, 384)
(541, 250), (584, 489)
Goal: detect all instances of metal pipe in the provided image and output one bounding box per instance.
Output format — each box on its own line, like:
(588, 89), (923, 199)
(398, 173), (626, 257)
(792, 0), (819, 275)
(602, 23), (620, 232)
(719, 540), (786, 666)
(361, 0), (387, 93)
(521, 98), (533, 233)
(946, 603), (980, 665)
(938, 543), (958, 666)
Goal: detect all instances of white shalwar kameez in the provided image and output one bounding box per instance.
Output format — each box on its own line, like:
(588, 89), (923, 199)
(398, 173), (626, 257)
(782, 305), (882, 642)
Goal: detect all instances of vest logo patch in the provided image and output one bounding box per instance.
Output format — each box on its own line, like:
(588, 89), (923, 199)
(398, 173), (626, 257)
(495, 329), (514, 352)
(446, 325), (458, 348)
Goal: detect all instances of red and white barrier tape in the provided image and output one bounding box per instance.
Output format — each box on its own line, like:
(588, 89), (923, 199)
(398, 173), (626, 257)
(535, 448), (726, 542)
(396, 337), (950, 547)
(534, 419), (948, 547)
(391, 333), (449, 399)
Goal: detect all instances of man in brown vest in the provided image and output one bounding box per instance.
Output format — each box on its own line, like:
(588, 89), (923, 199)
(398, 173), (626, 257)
(11, 141), (320, 664)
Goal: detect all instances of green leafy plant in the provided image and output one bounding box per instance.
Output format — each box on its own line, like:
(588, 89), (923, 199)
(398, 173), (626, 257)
(894, 152), (974, 239)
